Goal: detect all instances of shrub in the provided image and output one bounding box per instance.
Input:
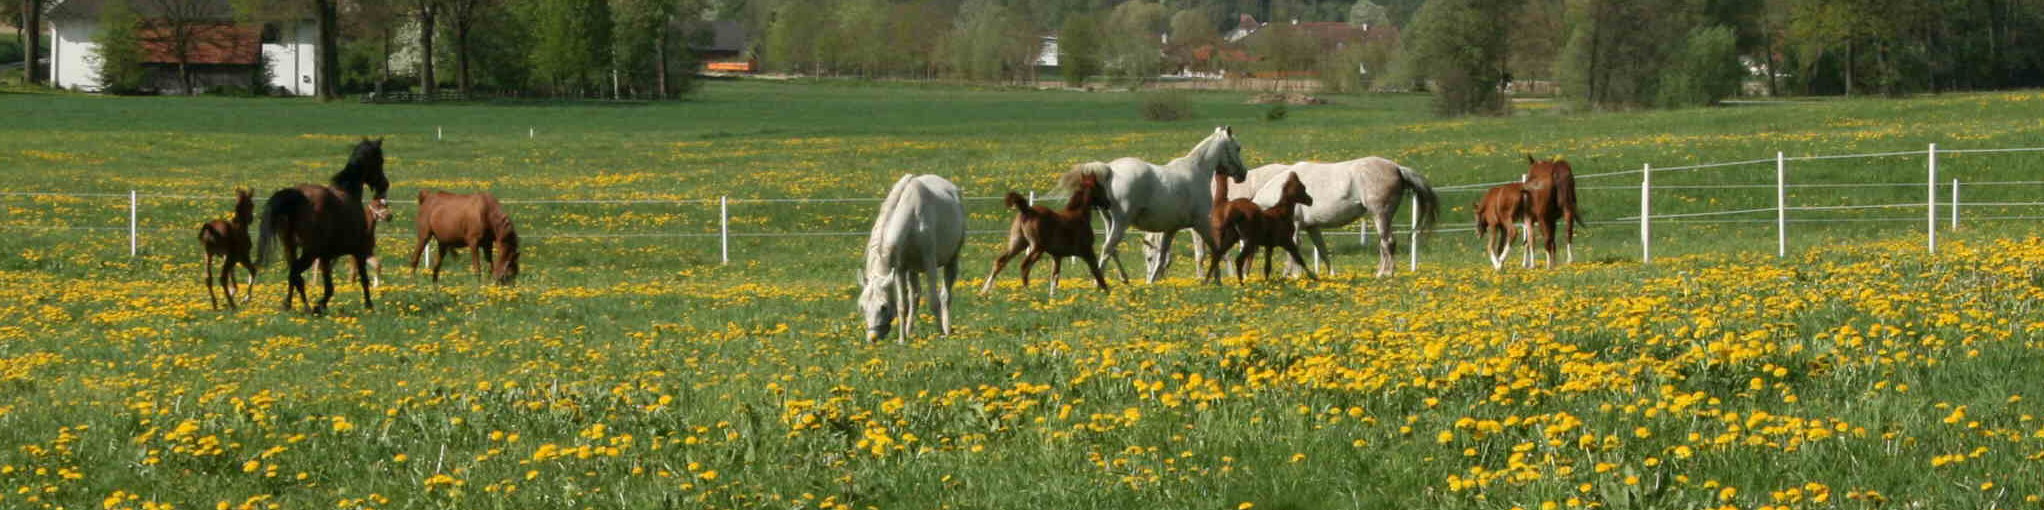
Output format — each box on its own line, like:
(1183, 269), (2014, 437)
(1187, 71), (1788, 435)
(1138, 92), (1192, 122)
(1657, 25), (1743, 108)
(1264, 104), (1288, 121)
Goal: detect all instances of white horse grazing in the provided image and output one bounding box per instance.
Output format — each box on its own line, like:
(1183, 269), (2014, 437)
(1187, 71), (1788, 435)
(1196, 157), (1439, 277)
(858, 174), (966, 343)
(1069, 126), (1250, 284)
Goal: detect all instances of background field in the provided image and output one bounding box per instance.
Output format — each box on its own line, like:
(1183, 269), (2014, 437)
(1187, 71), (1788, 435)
(2, 83), (2044, 509)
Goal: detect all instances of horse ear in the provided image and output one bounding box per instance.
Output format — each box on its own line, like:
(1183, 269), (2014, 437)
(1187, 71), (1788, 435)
(1525, 154), (1536, 165)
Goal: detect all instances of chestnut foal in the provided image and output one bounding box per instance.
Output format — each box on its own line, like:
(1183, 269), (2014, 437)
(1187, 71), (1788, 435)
(198, 189), (259, 309)
(1475, 182), (1530, 270)
(1216, 173), (1317, 283)
(980, 174), (1114, 295)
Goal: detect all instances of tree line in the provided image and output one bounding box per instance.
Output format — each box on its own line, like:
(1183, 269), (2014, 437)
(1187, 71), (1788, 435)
(16, 0), (2044, 109)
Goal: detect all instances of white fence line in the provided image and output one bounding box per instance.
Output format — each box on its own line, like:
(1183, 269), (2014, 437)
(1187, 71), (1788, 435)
(5, 143), (2044, 267)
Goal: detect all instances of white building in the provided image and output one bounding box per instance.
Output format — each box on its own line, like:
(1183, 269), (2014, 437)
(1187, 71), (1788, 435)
(45, 0), (318, 95)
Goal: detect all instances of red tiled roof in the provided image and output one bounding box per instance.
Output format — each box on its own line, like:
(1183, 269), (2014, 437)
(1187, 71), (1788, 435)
(140, 22), (259, 65)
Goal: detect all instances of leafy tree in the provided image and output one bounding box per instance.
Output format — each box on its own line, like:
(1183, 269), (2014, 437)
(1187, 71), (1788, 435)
(525, 0), (609, 95)
(1347, 0), (1389, 26)
(91, 0), (146, 93)
(1657, 24), (1744, 106)
(1104, 0), (1165, 85)
(1057, 12), (1102, 86)
(1403, 0), (1518, 115)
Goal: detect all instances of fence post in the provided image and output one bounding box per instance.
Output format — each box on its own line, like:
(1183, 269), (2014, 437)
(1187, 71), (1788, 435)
(1950, 179), (1959, 230)
(1927, 143), (1937, 255)
(1639, 164), (1651, 265)
(719, 196), (729, 265)
(1407, 193), (1418, 271)
(128, 190), (138, 257)
(1028, 191), (1036, 207)
(1359, 220), (1368, 246)
(1776, 151), (1786, 258)
(436, 126), (443, 142)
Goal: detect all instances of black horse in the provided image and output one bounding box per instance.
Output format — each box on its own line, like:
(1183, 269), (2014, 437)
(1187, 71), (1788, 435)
(257, 138), (391, 314)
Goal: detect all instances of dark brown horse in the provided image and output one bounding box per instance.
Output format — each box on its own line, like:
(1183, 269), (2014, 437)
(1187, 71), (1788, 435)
(1215, 173), (1316, 282)
(978, 173), (1114, 295)
(410, 190), (521, 285)
(1203, 170), (1241, 283)
(1522, 155), (1585, 267)
(198, 188), (258, 309)
(1475, 182), (1529, 270)
(257, 138), (390, 314)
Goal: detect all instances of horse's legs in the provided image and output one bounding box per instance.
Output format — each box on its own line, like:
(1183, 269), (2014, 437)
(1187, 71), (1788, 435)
(980, 233), (1028, 293)
(1540, 218), (1558, 269)
(355, 255), (374, 311)
(1305, 227), (1334, 277)
(282, 255), (310, 311)
(1283, 240), (1317, 280)
(239, 259), (258, 305)
(314, 257), (337, 314)
(1019, 250), (1044, 289)
(1521, 217), (1535, 269)
(1233, 248), (1251, 284)
(1189, 234), (1208, 280)
(1097, 211), (1133, 284)
(901, 269), (920, 342)
(205, 253), (220, 310)
(922, 260), (947, 336)
(1146, 230), (1179, 284)
(1080, 252), (1110, 292)
(221, 256), (241, 309)
(368, 255), (381, 289)
(1564, 214), (1576, 265)
(1261, 245), (1275, 281)
(409, 233), (430, 274)
(431, 243), (450, 282)
(470, 240), (486, 283)
(941, 261), (959, 335)
(1048, 256), (1063, 297)
(1373, 210), (1397, 277)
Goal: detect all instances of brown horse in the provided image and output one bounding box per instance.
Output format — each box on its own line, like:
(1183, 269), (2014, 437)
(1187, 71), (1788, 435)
(197, 188), (258, 309)
(1522, 155), (1585, 267)
(1216, 172), (1316, 282)
(979, 174), (1114, 295)
(1203, 170), (1241, 283)
(410, 190), (521, 285)
(257, 138), (390, 314)
(1474, 183), (1530, 270)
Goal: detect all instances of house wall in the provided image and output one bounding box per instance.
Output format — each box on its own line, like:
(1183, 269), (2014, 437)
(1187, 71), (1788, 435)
(261, 20), (315, 96)
(49, 18), (102, 92)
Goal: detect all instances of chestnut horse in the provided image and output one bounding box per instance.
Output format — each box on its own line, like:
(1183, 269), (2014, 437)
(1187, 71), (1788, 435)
(1474, 183), (1530, 270)
(257, 138), (390, 314)
(410, 190), (521, 285)
(197, 188), (258, 309)
(1214, 172), (1316, 282)
(1522, 155), (1585, 267)
(979, 173), (1114, 295)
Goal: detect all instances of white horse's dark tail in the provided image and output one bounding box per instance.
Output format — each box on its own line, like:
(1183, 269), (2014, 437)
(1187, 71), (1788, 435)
(1059, 162), (1112, 191)
(1397, 165), (1441, 240)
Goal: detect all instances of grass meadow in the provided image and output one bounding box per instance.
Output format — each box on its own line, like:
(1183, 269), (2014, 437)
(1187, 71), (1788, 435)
(2, 82), (2044, 509)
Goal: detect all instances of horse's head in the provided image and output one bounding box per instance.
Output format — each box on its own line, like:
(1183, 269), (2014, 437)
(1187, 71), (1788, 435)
(342, 138), (390, 200)
(858, 274), (897, 342)
(1073, 174), (1113, 211)
(493, 230), (521, 286)
(232, 188), (255, 224)
(1282, 173), (1313, 207)
(1525, 154), (1571, 179)
(1208, 126), (1250, 183)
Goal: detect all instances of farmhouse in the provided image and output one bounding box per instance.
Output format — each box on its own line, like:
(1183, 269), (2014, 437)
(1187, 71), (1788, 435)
(44, 0), (317, 95)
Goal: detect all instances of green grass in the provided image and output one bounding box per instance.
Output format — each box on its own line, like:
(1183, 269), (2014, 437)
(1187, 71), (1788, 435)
(1, 82), (2043, 509)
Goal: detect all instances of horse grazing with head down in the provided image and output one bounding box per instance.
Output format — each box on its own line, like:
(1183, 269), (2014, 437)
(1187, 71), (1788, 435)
(410, 190), (522, 285)
(257, 138), (391, 314)
(859, 174), (966, 343)
(1522, 155), (1585, 267)
(979, 173), (1114, 296)
(1474, 182), (1530, 270)
(1069, 126), (1249, 284)
(197, 188), (258, 309)
(1214, 172), (1317, 282)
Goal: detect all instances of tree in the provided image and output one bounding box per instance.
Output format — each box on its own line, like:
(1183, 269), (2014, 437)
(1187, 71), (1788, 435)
(442, 0), (494, 95)
(342, 0), (404, 95)
(945, 0), (1022, 81)
(525, 0), (608, 94)
(1104, 0), (1165, 85)
(92, 0), (146, 93)
(1657, 24), (1744, 106)
(1402, 0), (1518, 115)
(18, 0), (52, 84)
(1347, 0), (1388, 26)
(1557, 0), (1696, 108)
(1057, 12), (1101, 86)
(140, 0), (234, 94)
(411, 0), (437, 96)
(317, 0), (338, 99)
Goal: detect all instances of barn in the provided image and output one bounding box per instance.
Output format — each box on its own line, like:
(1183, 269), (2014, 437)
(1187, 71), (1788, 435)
(44, 0), (318, 95)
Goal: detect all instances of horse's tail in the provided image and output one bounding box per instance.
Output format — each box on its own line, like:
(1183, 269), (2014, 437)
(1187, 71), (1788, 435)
(1004, 192), (1035, 216)
(1059, 162), (1112, 192)
(1397, 165), (1440, 240)
(256, 188), (306, 268)
(1557, 171), (1586, 232)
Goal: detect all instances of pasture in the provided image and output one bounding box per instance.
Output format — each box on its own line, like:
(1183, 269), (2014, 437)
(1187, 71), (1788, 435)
(3, 82), (2044, 509)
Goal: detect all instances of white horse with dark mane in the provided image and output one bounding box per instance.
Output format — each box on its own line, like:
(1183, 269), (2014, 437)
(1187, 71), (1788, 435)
(859, 174), (965, 343)
(1065, 126), (1250, 284)
(1197, 156), (1439, 277)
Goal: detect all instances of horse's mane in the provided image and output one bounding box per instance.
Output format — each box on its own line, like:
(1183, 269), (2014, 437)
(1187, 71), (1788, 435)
(864, 175), (918, 277)
(1058, 162), (1112, 192)
(332, 139), (389, 200)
